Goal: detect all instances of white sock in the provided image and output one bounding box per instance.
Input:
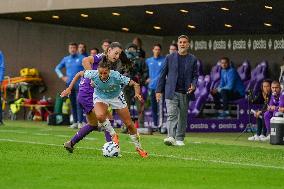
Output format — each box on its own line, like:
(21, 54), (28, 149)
(129, 134), (142, 149)
(99, 119), (116, 136)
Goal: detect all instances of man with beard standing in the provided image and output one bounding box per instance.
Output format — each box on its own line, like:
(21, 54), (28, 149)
(156, 35), (198, 146)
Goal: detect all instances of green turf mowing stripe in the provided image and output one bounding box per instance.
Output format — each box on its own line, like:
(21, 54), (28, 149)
(1, 138), (283, 170)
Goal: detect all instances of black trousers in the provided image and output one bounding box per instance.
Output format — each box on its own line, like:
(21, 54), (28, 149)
(213, 89), (242, 111)
(256, 117), (267, 136)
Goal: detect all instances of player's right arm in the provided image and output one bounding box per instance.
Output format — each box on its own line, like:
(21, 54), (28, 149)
(82, 56), (95, 70)
(60, 71), (84, 97)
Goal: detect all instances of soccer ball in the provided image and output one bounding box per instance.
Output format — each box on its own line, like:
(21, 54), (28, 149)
(102, 141), (120, 157)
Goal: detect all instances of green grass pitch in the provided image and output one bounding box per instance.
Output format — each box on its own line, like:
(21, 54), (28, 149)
(0, 120), (283, 189)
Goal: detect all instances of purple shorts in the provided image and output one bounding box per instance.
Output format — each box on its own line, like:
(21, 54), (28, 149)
(77, 90), (93, 114)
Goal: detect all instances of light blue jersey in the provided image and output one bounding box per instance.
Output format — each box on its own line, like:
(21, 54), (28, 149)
(84, 70), (130, 99)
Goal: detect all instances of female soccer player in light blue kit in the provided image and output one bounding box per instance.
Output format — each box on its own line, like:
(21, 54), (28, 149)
(62, 58), (148, 158)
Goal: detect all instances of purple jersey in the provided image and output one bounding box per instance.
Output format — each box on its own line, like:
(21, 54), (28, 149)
(278, 91), (284, 107)
(77, 54), (102, 114)
(79, 55), (101, 93)
(268, 93), (280, 112)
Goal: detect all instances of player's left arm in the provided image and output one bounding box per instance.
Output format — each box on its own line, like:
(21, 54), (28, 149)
(117, 72), (143, 102)
(129, 80), (143, 102)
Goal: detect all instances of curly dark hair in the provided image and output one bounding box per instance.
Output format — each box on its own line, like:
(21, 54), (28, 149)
(98, 60), (110, 70)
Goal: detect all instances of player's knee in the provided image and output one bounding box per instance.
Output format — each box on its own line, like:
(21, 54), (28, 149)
(88, 120), (97, 126)
(124, 120), (133, 128)
(96, 114), (107, 123)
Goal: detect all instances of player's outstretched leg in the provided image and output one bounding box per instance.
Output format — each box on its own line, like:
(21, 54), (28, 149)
(64, 124), (97, 153)
(98, 119), (119, 144)
(116, 107), (148, 158)
(95, 102), (120, 144)
(64, 109), (112, 153)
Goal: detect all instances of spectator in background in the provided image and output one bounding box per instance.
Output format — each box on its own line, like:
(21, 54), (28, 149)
(123, 43), (148, 129)
(211, 57), (245, 118)
(101, 39), (112, 53)
(156, 35), (198, 146)
(133, 37), (146, 58)
(146, 44), (165, 129)
(0, 51), (5, 125)
(90, 48), (100, 56)
(169, 43), (178, 54)
(55, 42), (84, 129)
(78, 43), (88, 57)
(248, 80), (271, 141)
(263, 80), (281, 141)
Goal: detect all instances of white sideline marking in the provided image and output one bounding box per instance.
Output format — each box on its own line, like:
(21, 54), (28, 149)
(0, 138), (283, 170)
(0, 130), (27, 134)
(53, 134), (72, 138)
(34, 133), (50, 136)
(84, 137), (97, 141)
(0, 130), (97, 141)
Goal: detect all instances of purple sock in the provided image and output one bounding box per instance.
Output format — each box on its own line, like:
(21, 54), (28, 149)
(71, 124), (96, 146)
(105, 131), (112, 142)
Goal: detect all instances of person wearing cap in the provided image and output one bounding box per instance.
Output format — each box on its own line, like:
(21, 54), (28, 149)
(156, 35), (198, 146)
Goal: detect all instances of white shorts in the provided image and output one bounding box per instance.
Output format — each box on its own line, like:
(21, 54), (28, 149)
(93, 92), (127, 110)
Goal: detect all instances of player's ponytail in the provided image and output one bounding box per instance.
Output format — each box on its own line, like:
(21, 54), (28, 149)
(119, 50), (132, 69)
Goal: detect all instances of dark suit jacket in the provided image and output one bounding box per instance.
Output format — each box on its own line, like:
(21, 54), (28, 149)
(155, 52), (198, 100)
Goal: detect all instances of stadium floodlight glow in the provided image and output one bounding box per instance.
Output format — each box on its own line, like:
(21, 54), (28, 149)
(264, 5), (272, 10)
(145, 10), (154, 15)
(187, 24), (196, 29)
(112, 12), (120, 16)
(221, 7), (229, 11)
(180, 9), (189, 13)
(52, 15), (60, 19)
(81, 14), (88, 18)
(264, 23), (272, 27)
(153, 26), (161, 30)
(224, 24), (232, 28)
(25, 16), (32, 21)
(121, 27), (129, 32)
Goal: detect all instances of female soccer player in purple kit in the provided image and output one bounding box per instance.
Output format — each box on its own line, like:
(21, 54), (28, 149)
(62, 43), (120, 153)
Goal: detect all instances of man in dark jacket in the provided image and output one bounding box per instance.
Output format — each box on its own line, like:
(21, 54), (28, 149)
(156, 35), (198, 146)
